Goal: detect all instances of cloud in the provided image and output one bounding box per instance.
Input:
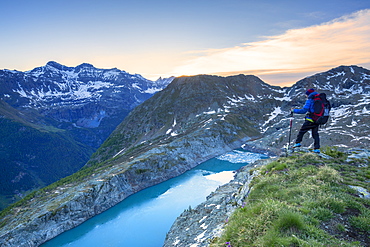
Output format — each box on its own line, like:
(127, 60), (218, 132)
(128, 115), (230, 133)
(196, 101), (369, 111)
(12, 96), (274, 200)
(170, 9), (370, 86)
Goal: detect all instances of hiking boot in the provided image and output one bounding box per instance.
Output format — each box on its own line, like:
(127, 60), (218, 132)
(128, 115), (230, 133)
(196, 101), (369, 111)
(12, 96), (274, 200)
(313, 149), (320, 153)
(293, 143), (301, 148)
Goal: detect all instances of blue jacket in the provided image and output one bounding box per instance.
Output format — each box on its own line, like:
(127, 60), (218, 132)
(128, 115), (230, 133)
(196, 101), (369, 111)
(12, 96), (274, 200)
(293, 91), (319, 115)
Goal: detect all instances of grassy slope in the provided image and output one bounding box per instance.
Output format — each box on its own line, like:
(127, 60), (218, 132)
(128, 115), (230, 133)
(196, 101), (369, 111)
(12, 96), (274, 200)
(211, 148), (370, 247)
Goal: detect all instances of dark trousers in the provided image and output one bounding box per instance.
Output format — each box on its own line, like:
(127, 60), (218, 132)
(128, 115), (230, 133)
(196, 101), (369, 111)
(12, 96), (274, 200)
(296, 120), (320, 149)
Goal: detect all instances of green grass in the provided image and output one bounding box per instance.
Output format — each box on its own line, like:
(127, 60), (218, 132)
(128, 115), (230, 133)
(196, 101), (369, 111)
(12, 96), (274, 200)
(211, 149), (370, 247)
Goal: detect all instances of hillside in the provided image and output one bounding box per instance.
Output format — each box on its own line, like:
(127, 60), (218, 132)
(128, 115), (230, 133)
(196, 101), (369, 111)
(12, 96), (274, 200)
(0, 65), (369, 246)
(165, 148), (370, 246)
(87, 74), (274, 166)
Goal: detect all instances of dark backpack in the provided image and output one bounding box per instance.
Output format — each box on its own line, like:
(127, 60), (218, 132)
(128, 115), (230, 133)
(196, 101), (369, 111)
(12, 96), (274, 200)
(311, 93), (331, 124)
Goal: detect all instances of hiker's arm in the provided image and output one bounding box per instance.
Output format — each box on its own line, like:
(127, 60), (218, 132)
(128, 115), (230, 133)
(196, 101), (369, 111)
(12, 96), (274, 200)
(293, 100), (310, 114)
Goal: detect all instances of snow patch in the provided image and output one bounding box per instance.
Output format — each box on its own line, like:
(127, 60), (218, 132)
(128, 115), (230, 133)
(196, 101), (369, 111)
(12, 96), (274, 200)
(131, 83), (142, 90)
(274, 95), (292, 101)
(261, 107), (283, 132)
(217, 150), (267, 163)
(204, 110), (216, 114)
(173, 238), (180, 246)
(350, 67), (355, 74)
(103, 70), (121, 79)
(143, 87), (163, 94)
(113, 148), (126, 158)
(346, 119), (358, 128)
(194, 230), (207, 242)
(327, 71), (345, 80)
(361, 106), (370, 114)
(200, 223), (208, 230)
(199, 216), (207, 223)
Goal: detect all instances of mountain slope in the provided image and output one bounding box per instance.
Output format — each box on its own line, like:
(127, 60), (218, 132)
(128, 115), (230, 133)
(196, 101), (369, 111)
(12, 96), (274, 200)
(0, 66), (369, 247)
(88, 74), (283, 165)
(244, 65), (370, 154)
(0, 99), (41, 129)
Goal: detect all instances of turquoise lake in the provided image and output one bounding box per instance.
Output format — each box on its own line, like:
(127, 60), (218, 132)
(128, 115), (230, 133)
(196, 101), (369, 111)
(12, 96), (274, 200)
(41, 150), (267, 247)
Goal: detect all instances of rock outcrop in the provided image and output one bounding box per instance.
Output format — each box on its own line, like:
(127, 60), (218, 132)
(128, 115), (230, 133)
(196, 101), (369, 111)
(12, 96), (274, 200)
(164, 148), (370, 246)
(163, 158), (272, 247)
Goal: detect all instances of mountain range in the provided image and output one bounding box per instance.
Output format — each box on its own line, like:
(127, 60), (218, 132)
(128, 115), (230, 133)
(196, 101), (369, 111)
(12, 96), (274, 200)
(0, 62), (173, 209)
(92, 65), (370, 165)
(0, 64), (369, 246)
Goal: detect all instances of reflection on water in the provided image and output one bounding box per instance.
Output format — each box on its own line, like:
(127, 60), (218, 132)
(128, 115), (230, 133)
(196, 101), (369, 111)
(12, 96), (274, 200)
(41, 150), (267, 247)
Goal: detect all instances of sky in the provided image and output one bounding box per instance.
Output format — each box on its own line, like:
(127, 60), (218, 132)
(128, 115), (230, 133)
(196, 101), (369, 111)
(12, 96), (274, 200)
(1, 0), (370, 86)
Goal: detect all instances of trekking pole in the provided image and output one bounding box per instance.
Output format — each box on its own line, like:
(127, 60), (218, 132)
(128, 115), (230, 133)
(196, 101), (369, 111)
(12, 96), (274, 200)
(286, 111), (293, 156)
(288, 112), (293, 147)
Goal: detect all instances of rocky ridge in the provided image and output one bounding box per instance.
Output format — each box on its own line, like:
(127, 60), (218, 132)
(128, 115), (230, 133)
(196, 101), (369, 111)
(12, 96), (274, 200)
(163, 158), (272, 247)
(164, 149), (370, 246)
(0, 65), (370, 246)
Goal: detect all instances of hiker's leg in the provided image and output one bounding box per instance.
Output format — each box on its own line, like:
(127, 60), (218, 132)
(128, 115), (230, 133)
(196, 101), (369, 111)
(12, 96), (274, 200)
(296, 121), (311, 144)
(312, 124), (320, 149)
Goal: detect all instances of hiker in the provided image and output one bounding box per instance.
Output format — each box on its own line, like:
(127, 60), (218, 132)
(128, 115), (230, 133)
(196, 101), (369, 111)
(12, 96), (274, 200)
(291, 88), (321, 153)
